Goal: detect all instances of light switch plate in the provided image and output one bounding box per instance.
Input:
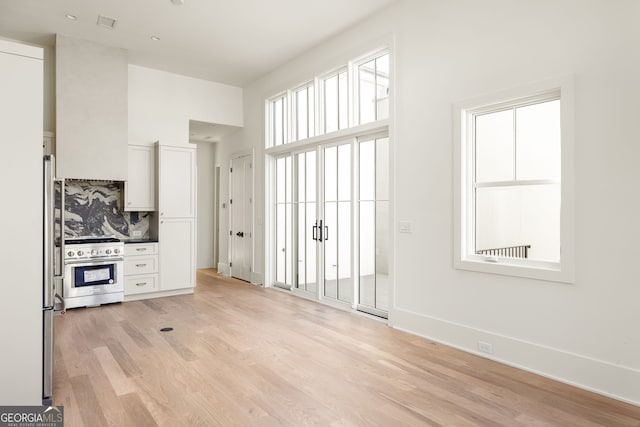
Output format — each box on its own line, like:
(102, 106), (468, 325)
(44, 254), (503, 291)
(399, 221), (412, 233)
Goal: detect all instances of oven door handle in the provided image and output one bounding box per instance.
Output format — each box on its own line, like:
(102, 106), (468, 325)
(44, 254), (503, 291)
(64, 258), (124, 266)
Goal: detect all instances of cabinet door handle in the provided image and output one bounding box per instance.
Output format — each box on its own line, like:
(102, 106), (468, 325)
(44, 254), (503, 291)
(136, 263), (147, 267)
(136, 248), (147, 251)
(136, 282), (147, 287)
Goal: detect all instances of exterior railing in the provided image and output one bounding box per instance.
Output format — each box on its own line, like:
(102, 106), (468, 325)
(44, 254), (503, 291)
(476, 245), (531, 259)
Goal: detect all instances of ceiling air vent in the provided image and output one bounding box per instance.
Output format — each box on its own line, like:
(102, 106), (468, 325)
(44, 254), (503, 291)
(96, 15), (117, 29)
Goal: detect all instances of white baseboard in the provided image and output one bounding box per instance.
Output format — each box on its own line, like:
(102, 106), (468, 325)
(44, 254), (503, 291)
(123, 288), (194, 302)
(217, 262), (229, 276)
(389, 307), (640, 407)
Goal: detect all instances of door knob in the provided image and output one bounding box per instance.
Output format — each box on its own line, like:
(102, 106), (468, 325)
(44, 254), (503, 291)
(236, 231), (244, 237)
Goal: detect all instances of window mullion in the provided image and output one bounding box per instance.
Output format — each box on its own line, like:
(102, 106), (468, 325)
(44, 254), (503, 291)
(513, 107), (517, 181)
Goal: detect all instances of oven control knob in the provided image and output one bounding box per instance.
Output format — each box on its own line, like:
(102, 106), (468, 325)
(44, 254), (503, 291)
(106, 249), (112, 255)
(91, 250), (98, 256)
(67, 251), (74, 257)
(77, 250), (84, 256)
(114, 248), (120, 254)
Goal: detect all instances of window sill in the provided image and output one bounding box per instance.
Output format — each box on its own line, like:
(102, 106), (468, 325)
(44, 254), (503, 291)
(454, 256), (574, 284)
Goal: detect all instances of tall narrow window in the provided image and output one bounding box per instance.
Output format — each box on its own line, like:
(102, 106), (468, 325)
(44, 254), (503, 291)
(454, 79), (574, 283)
(321, 69), (348, 134)
(293, 83), (315, 141)
(357, 53), (390, 125)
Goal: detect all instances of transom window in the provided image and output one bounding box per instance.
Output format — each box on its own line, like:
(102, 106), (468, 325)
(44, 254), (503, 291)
(268, 93), (287, 146)
(320, 68), (348, 134)
(356, 53), (389, 125)
(266, 50), (390, 148)
(292, 83), (315, 141)
(454, 78), (575, 283)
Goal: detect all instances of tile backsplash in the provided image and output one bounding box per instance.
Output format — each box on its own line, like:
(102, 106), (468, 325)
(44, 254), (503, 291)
(61, 180), (151, 240)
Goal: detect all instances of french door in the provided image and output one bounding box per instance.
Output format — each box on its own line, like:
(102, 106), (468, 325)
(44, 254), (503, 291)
(273, 133), (389, 316)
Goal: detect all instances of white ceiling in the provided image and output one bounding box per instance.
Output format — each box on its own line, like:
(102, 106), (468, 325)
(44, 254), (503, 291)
(0, 0), (396, 87)
(189, 120), (240, 143)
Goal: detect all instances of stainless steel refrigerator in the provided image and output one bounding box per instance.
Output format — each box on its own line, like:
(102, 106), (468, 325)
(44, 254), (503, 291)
(43, 154), (64, 405)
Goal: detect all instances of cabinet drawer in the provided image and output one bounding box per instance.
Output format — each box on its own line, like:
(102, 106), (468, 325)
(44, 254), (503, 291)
(124, 243), (158, 257)
(124, 256), (158, 275)
(124, 274), (158, 295)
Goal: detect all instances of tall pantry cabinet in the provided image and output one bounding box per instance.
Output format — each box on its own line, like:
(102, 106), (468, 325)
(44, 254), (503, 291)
(158, 144), (196, 290)
(0, 39), (43, 404)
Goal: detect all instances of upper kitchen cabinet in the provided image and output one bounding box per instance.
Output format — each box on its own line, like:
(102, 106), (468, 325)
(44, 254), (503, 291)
(125, 144), (156, 211)
(158, 144), (196, 218)
(56, 35), (127, 180)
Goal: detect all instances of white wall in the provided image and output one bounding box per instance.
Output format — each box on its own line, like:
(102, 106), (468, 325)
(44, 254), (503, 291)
(195, 142), (218, 268)
(128, 65), (243, 146)
(43, 45), (55, 133)
(224, 0), (640, 405)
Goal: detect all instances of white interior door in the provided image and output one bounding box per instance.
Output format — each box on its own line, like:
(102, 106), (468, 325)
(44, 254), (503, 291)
(230, 154), (252, 282)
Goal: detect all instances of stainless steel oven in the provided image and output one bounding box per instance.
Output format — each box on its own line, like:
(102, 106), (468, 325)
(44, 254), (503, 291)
(63, 238), (124, 308)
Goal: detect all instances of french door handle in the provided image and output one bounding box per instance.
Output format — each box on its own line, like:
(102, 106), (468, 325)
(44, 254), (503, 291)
(236, 231), (244, 237)
(318, 220), (323, 242)
(324, 226), (328, 241)
(312, 222), (318, 241)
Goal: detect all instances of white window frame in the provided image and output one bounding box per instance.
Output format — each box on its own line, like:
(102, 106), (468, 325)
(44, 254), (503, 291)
(291, 81), (316, 142)
(353, 49), (390, 126)
(453, 76), (575, 283)
(318, 66), (349, 134)
(266, 93), (288, 148)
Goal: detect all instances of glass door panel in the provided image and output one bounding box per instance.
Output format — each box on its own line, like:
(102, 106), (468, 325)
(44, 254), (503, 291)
(294, 150), (317, 293)
(358, 137), (389, 315)
(275, 156), (292, 288)
(323, 143), (353, 304)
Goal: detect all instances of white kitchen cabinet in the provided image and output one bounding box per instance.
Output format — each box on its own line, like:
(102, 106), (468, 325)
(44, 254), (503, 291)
(0, 38), (43, 404)
(125, 144), (156, 211)
(159, 218), (195, 290)
(158, 145), (196, 218)
(124, 242), (159, 296)
(157, 144), (196, 292)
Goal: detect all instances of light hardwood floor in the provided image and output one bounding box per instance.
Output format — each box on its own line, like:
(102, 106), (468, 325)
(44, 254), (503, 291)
(53, 269), (640, 426)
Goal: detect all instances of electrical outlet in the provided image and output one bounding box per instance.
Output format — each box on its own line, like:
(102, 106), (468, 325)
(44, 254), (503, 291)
(132, 230), (142, 238)
(478, 341), (493, 354)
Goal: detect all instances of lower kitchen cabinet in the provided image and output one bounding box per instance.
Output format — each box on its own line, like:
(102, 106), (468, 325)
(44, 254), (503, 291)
(125, 275), (158, 295)
(159, 218), (195, 290)
(124, 242), (159, 296)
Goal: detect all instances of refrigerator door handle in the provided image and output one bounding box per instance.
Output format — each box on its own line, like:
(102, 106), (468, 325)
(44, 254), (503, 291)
(54, 178), (65, 280)
(43, 157), (54, 308)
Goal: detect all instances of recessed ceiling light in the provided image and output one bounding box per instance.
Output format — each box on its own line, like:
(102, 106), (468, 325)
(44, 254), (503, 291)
(65, 14), (77, 20)
(171, 0), (185, 5)
(96, 15), (118, 29)
(151, 36), (161, 41)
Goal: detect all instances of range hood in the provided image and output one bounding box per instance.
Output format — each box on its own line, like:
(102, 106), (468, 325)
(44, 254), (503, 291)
(55, 35), (128, 181)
